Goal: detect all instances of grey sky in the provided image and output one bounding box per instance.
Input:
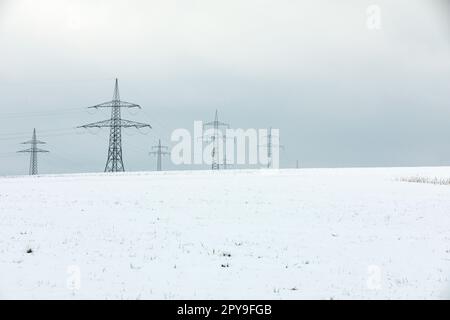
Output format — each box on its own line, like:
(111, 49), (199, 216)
(0, 0), (449, 175)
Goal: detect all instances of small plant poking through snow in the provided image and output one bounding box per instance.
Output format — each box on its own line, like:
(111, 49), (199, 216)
(398, 176), (450, 186)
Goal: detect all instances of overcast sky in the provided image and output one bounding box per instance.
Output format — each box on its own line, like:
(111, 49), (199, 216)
(0, 0), (449, 175)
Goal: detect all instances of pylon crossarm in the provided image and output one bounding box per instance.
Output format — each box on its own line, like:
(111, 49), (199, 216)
(17, 148), (49, 153)
(150, 152), (170, 155)
(203, 121), (229, 128)
(117, 100), (141, 108)
(88, 100), (141, 109)
(21, 140), (46, 144)
(152, 146), (169, 150)
(88, 101), (117, 109)
(119, 119), (152, 128)
(78, 119), (113, 128)
(79, 119), (151, 128)
(259, 144), (285, 150)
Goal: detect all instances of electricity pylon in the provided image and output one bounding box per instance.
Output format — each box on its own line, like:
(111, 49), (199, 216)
(149, 139), (170, 171)
(260, 127), (283, 168)
(203, 109), (229, 170)
(17, 128), (49, 175)
(78, 78), (151, 172)
(221, 131), (235, 170)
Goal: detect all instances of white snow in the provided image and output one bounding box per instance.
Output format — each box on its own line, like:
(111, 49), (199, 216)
(1, 167), (450, 299)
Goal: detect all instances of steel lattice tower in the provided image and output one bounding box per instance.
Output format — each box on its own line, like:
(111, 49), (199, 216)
(149, 139), (170, 171)
(221, 130), (235, 170)
(79, 79), (152, 172)
(203, 110), (229, 170)
(260, 127), (283, 168)
(17, 128), (49, 175)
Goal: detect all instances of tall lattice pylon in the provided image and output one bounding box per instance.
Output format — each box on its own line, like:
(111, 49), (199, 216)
(221, 131), (236, 170)
(260, 127), (284, 168)
(78, 79), (152, 172)
(203, 109), (229, 170)
(149, 139), (170, 171)
(17, 128), (49, 175)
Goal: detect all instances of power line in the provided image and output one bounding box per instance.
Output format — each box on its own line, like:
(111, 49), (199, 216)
(139, 108), (172, 147)
(0, 107), (85, 119)
(0, 130), (78, 142)
(47, 151), (93, 171)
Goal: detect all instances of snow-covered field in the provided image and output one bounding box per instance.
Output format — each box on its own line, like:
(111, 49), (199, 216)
(1, 167), (450, 300)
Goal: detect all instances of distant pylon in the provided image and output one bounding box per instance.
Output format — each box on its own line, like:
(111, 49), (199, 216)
(260, 127), (284, 168)
(17, 128), (49, 175)
(150, 139), (170, 171)
(203, 109), (229, 170)
(221, 127), (237, 170)
(221, 131), (234, 170)
(78, 78), (152, 172)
